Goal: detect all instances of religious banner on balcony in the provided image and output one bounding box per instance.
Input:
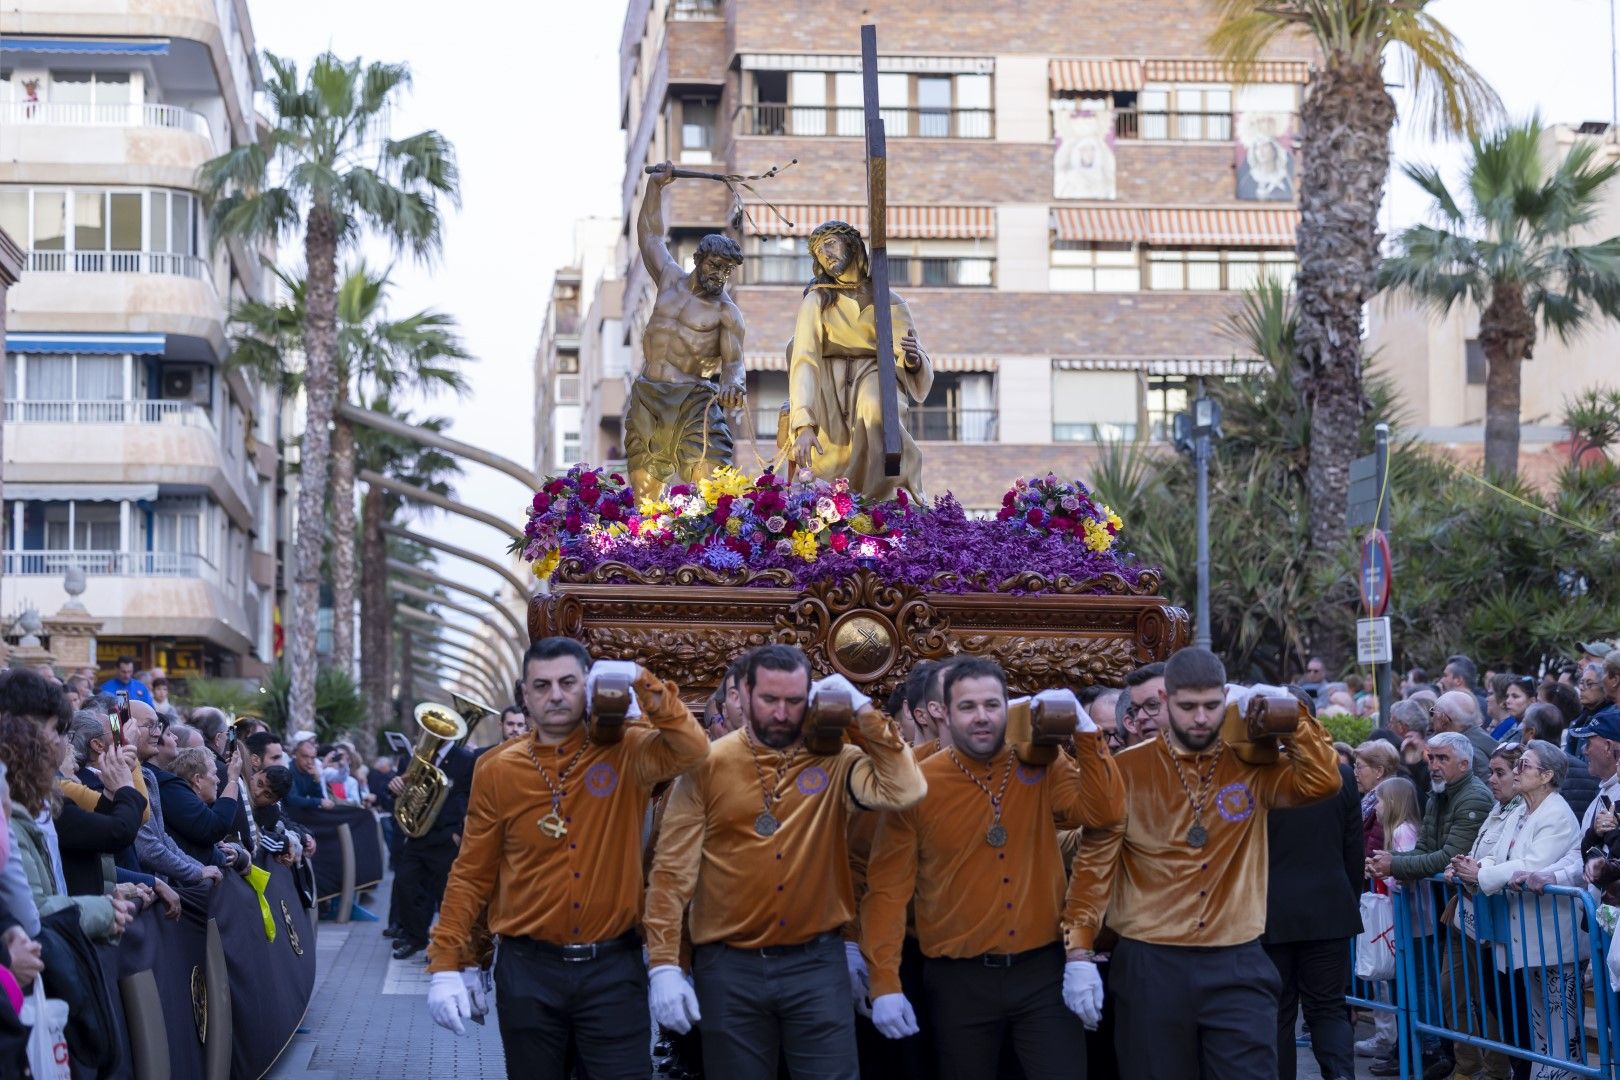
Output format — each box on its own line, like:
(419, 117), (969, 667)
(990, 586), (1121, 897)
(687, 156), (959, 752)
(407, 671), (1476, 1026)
(1235, 112), (1294, 202)
(1051, 100), (1116, 201)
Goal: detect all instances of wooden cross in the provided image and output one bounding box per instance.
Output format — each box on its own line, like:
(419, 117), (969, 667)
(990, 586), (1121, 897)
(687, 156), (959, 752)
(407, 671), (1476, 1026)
(860, 24), (903, 476)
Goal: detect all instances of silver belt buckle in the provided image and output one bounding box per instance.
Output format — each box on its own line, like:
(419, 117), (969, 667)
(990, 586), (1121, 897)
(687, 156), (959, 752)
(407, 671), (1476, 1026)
(562, 943), (598, 963)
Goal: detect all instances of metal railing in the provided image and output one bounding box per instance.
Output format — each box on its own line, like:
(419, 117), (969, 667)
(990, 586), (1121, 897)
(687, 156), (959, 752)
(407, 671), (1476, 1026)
(739, 254), (994, 288)
(0, 101), (215, 143)
(25, 249), (210, 279)
(749, 406), (996, 443)
(736, 103), (992, 139)
(4, 399), (212, 426)
(2, 550), (216, 579)
(671, 0), (723, 17)
(1113, 108), (1236, 142)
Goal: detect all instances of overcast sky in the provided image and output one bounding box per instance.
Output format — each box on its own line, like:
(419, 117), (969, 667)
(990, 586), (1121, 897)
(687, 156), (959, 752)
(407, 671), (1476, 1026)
(244, 0), (1619, 637)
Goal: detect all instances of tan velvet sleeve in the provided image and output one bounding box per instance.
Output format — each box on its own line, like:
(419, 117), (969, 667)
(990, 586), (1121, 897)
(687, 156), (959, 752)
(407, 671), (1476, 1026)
(788, 294), (824, 435)
(1262, 715), (1343, 809)
(1062, 805), (1127, 952)
(426, 756), (506, 974)
(627, 671), (710, 790)
(860, 808), (918, 999)
(643, 770), (706, 969)
(1050, 732), (1125, 830)
(845, 706), (927, 813)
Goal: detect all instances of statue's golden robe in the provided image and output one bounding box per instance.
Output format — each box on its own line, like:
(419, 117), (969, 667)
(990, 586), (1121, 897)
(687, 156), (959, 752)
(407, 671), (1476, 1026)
(787, 289), (933, 504)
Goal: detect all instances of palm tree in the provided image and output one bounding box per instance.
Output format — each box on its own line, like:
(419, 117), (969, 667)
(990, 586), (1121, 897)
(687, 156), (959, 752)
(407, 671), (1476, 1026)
(1209, 1), (1499, 535)
(197, 52), (458, 730)
(228, 262), (469, 683)
(1379, 118), (1620, 480)
(355, 405), (461, 740)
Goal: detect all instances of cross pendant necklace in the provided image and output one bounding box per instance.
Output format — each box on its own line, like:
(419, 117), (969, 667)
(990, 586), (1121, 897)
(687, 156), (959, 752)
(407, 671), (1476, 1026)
(527, 737), (589, 840)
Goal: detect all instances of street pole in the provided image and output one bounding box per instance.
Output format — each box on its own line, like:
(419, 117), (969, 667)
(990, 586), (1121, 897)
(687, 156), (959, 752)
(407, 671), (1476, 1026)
(1374, 422), (1393, 729)
(1193, 388), (1213, 652)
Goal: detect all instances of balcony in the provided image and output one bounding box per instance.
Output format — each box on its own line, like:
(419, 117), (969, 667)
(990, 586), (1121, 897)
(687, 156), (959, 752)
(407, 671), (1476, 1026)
(1113, 109), (1238, 142)
(5, 399), (210, 426)
(671, 0), (723, 18)
(4, 550), (219, 582)
(739, 254), (995, 288)
(0, 101), (215, 143)
(736, 104), (993, 140)
(25, 249), (210, 281)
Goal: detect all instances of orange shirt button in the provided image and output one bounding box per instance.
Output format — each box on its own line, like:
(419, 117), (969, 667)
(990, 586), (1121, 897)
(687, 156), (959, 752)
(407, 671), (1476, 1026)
(1005, 902), (1013, 910)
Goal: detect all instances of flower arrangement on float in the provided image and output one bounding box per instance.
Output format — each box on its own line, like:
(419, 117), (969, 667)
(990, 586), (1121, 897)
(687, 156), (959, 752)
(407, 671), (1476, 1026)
(518, 464), (1142, 594)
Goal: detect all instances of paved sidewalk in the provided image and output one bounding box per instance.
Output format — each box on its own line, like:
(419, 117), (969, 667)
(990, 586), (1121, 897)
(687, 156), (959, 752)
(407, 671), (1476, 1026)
(266, 875), (507, 1079)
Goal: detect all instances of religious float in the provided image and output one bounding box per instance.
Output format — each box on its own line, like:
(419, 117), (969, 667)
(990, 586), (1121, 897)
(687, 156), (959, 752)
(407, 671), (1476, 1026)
(524, 467), (1187, 700)
(527, 25), (1185, 691)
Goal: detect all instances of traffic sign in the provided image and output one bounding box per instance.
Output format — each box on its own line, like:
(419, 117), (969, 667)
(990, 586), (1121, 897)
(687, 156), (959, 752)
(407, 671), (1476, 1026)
(1357, 617), (1393, 665)
(1360, 529), (1392, 617)
(1347, 452), (1382, 528)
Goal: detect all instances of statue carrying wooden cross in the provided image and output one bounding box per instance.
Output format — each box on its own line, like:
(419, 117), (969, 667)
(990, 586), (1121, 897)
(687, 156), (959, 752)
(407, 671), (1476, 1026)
(783, 25), (934, 503)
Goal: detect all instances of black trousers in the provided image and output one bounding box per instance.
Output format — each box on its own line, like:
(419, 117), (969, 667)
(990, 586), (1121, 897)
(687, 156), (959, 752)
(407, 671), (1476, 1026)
(1111, 936), (1280, 1080)
(1263, 937), (1354, 1080)
(393, 830), (456, 947)
(1083, 958), (1119, 1080)
(922, 943), (1085, 1080)
(494, 935), (649, 1080)
(692, 933), (858, 1080)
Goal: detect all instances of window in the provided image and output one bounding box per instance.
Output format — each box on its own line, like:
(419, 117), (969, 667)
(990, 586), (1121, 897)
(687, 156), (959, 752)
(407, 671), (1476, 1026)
(0, 190), (24, 243)
(908, 371), (997, 442)
(748, 69), (992, 138)
(1136, 84), (1232, 141)
(679, 99), (716, 163)
(16, 353), (124, 401)
(1, 187), (198, 255)
(1052, 369), (1138, 442)
(1465, 339), (1487, 386)
(49, 71), (130, 107)
(1147, 248), (1294, 291)
(559, 431), (582, 466)
(1050, 242), (1141, 292)
(746, 371), (790, 437)
(40, 502), (120, 551)
(1146, 377), (1193, 442)
(889, 239), (994, 288)
(917, 76), (952, 138)
(745, 236), (813, 284)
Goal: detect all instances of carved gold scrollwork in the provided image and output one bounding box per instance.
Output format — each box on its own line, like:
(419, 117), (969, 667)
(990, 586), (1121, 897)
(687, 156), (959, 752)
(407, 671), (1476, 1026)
(955, 633), (1136, 692)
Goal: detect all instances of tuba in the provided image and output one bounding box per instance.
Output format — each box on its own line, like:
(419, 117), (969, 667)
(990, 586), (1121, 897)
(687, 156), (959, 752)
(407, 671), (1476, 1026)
(393, 692), (498, 839)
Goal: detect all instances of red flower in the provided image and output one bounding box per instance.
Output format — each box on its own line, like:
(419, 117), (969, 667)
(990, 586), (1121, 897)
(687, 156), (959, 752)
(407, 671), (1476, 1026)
(834, 493), (855, 516)
(532, 492), (550, 513)
(670, 483), (692, 498)
(996, 507), (1013, 521)
(830, 532), (850, 553)
(714, 495), (734, 524)
(564, 512), (582, 532)
(1049, 516), (1073, 532)
(871, 510), (886, 531)
(1026, 508), (1046, 527)
(610, 473), (625, 484)
(544, 478), (567, 496)
(600, 501), (622, 522)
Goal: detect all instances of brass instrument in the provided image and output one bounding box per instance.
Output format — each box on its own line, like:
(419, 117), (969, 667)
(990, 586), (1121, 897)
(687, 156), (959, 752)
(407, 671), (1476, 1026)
(394, 692), (498, 838)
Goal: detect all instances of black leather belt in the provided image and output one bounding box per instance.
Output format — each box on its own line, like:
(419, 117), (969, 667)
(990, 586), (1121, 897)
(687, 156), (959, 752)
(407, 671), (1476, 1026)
(725, 930), (842, 958)
(503, 930), (640, 963)
(933, 941), (1060, 969)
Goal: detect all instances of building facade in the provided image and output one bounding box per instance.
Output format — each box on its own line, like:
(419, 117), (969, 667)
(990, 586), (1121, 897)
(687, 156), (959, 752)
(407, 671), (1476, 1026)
(0, 0), (284, 680)
(555, 0), (1312, 511)
(534, 216), (623, 477)
(1370, 124), (1620, 478)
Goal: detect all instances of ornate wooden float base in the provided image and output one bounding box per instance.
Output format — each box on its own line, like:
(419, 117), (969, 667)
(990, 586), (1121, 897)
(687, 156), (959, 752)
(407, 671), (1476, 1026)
(529, 566), (1189, 701)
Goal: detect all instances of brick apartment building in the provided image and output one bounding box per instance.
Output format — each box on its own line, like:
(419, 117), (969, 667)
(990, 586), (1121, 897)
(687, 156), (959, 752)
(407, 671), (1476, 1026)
(539, 0), (1312, 511)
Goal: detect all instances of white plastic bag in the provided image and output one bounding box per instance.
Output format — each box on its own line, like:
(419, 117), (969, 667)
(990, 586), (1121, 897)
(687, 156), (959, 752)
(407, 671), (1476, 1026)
(20, 978), (70, 1080)
(1356, 892), (1397, 982)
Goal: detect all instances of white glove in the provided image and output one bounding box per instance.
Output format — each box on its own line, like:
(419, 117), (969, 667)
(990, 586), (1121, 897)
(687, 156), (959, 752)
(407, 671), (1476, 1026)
(587, 660), (643, 719)
(1224, 683), (1290, 709)
(1035, 687), (1093, 733)
(428, 970), (471, 1036)
(461, 967), (491, 1018)
(845, 940), (871, 1017)
(648, 964), (701, 1034)
(871, 992), (919, 1039)
(812, 673), (872, 714)
(1063, 960), (1104, 1029)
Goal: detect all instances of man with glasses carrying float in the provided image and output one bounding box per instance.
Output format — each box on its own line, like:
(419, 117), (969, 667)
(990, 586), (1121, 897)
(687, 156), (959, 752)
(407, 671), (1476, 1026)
(1119, 662), (1165, 747)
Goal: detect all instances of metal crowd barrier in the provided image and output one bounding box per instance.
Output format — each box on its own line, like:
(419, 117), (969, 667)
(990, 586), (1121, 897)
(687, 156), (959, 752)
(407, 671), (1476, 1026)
(1358, 874), (1620, 1078)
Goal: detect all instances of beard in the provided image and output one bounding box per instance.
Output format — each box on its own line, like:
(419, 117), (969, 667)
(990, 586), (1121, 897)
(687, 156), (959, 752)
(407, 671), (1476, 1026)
(1169, 720), (1219, 752)
(1430, 775), (1447, 794)
(696, 271), (727, 296)
(750, 715), (801, 749)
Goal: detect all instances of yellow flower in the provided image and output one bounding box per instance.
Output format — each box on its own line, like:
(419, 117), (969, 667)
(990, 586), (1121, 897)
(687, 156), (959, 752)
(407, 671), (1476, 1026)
(1104, 506), (1123, 532)
(639, 498), (671, 518)
(849, 513), (875, 535)
(699, 465), (752, 506)
(790, 528), (819, 561)
(1082, 519), (1113, 553)
(726, 517), (743, 535)
(533, 548), (561, 580)
(604, 522), (628, 539)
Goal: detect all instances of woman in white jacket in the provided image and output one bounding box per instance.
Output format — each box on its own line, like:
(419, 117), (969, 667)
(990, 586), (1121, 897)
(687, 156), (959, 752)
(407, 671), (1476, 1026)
(1450, 739), (1585, 1080)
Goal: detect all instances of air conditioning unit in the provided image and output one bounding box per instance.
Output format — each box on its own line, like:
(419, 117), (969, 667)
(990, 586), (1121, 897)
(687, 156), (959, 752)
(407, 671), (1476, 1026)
(161, 368), (193, 399)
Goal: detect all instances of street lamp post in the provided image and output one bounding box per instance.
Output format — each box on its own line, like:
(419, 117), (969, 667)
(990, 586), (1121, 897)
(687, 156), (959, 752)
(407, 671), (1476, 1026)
(1173, 389), (1223, 652)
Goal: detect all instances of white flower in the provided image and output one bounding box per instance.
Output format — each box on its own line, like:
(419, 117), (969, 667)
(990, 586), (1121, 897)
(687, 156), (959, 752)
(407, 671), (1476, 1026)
(775, 538), (794, 555)
(816, 496), (839, 521)
(766, 515), (787, 533)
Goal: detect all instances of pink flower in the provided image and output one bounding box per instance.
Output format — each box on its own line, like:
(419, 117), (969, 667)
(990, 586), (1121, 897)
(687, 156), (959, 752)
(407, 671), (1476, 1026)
(834, 493), (855, 516)
(775, 539), (794, 556)
(1049, 516), (1073, 532)
(830, 532), (850, 553)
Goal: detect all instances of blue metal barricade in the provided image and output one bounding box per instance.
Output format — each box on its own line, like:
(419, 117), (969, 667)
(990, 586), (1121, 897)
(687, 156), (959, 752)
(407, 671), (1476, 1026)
(1350, 883), (1414, 1077)
(1387, 875), (1618, 1079)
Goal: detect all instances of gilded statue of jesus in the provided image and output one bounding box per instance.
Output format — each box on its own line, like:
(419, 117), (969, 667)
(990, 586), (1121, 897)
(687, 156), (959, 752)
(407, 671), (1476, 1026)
(786, 220), (932, 504)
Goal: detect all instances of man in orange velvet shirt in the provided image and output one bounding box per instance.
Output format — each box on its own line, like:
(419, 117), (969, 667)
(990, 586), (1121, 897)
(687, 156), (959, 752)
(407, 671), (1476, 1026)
(421, 637), (710, 1079)
(643, 643), (927, 1079)
(1067, 646), (1340, 1079)
(861, 658), (1126, 1079)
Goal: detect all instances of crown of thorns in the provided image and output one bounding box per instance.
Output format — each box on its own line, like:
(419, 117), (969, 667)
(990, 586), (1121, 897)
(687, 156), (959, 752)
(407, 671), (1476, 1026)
(808, 220), (865, 252)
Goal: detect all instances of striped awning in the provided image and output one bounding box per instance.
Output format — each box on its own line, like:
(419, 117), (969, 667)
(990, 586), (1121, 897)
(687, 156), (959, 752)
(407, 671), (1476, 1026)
(747, 354), (999, 372)
(0, 37), (170, 56)
(1054, 357), (1269, 376)
(740, 53), (994, 75)
(1142, 207), (1300, 246)
(5, 332), (167, 355)
(1051, 207), (1146, 244)
(1049, 59), (1144, 93)
(752, 205), (996, 239)
(1142, 58), (1310, 84)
